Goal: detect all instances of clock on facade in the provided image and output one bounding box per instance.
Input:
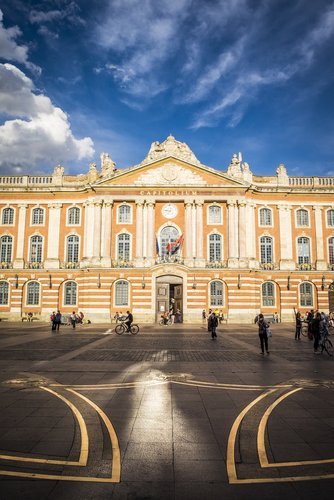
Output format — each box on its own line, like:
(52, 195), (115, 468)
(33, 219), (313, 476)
(162, 203), (178, 218)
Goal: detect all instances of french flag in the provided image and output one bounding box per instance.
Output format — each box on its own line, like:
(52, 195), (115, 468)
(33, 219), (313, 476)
(171, 234), (184, 255)
(166, 239), (172, 254)
(156, 236), (160, 255)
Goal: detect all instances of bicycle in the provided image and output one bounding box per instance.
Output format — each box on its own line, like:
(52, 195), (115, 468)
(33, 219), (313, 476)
(159, 317), (172, 326)
(301, 321), (312, 339)
(319, 331), (334, 356)
(115, 321), (139, 335)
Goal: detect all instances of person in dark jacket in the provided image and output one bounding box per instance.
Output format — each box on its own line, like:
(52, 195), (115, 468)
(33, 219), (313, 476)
(124, 310), (133, 332)
(54, 310), (62, 331)
(208, 311), (218, 339)
(256, 313), (270, 355)
(295, 310), (302, 340)
(312, 312), (322, 353)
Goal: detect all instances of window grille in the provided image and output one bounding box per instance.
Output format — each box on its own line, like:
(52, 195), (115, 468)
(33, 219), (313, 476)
(68, 207), (80, 225)
(0, 281), (9, 305)
(118, 205), (131, 224)
(210, 281), (223, 306)
(27, 281), (40, 305)
(32, 208), (44, 225)
(64, 281), (77, 305)
(259, 208), (272, 226)
(260, 236), (273, 263)
(209, 234), (221, 261)
(66, 235), (79, 262)
(297, 237), (310, 264)
(2, 208), (14, 225)
(115, 280), (129, 306)
(296, 209), (309, 226)
(300, 282), (313, 307)
(0, 235), (12, 262)
(30, 235), (43, 262)
(208, 206), (222, 224)
(117, 233), (130, 261)
(262, 282), (275, 306)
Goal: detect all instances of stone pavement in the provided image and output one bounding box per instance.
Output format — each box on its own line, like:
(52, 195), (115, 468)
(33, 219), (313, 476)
(0, 321), (334, 499)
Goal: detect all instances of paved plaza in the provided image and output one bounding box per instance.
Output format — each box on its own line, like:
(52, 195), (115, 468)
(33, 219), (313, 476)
(0, 320), (334, 499)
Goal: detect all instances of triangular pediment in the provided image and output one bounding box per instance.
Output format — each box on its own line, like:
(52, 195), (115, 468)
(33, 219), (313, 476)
(92, 157), (249, 188)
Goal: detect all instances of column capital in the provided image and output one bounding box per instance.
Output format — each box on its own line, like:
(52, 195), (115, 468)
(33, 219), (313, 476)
(312, 205), (323, 211)
(195, 199), (204, 206)
(104, 201), (113, 207)
(277, 205), (292, 211)
(135, 199), (145, 206)
(47, 203), (62, 209)
(227, 200), (237, 208)
(18, 203), (28, 209)
(146, 200), (155, 208)
(184, 200), (193, 208)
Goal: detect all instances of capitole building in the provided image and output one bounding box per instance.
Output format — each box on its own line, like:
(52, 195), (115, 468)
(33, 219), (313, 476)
(0, 135), (334, 324)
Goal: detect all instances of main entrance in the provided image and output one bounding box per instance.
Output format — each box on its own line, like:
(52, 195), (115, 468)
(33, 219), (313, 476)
(156, 275), (183, 323)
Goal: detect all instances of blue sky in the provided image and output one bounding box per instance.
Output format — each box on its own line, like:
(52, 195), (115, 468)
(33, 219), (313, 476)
(0, 0), (334, 177)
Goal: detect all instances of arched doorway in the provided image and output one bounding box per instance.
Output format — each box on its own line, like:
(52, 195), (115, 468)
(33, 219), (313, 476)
(156, 275), (183, 323)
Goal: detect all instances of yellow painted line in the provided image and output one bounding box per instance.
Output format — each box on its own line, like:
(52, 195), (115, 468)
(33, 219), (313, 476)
(258, 387), (334, 468)
(172, 380), (292, 391)
(227, 390), (276, 483)
(67, 389), (121, 483)
(52, 380), (168, 390)
(188, 379), (293, 390)
(0, 470), (115, 482)
(229, 473), (334, 484)
(0, 386), (88, 467)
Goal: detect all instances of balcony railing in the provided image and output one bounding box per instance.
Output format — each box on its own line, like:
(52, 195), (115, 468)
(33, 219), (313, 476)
(155, 256), (184, 265)
(205, 260), (227, 268)
(0, 261), (13, 269)
(259, 262), (279, 270)
(112, 260), (134, 268)
(297, 262), (315, 271)
(25, 261), (43, 269)
(60, 261), (80, 269)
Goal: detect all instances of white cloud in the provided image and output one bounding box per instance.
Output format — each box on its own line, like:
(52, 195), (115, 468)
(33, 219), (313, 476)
(0, 63), (94, 169)
(29, 1), (85, 26)
(0, 9), (40, 73)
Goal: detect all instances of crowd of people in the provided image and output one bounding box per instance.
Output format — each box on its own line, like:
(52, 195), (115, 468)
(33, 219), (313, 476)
(49, 310), (87, 331)
(295, 309), (333, 353)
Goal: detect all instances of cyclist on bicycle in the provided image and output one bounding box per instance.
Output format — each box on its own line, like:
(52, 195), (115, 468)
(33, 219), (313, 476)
(124, 310), (133, 332)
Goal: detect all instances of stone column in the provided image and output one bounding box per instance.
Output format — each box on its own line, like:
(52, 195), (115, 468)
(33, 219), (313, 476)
(191, 203), (197, 260)
(142, 202), (148, 260)
(314, 206), (326, 270)
(184, 200), (193, 265)
(238, 200), (247, 267)
(82, 200), (95, 266)
(278, 205), (294, 270)
(44, 203), (62, 269)
(146, 200), (155, 264)
(13, 204), (28, 269)
(100, 201), (113, 267)
(92, 201), (102, 265)
(246, 203), (258, 268)
(195, 200), (205, 266)
(227, 201), (238, 268)
(135, 200), (144, 265)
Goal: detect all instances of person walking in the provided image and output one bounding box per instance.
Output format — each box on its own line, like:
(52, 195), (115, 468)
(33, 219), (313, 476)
(207, 309), (213, 334)
(208, 311), (218, 339)
(256, 313), (270, 355)
(70, 311), (77, 329)
(54, 310), (62, 331)
(312, 311), (322, 353)
(295, 311), (302, 340)
(50, 311), (56, 330)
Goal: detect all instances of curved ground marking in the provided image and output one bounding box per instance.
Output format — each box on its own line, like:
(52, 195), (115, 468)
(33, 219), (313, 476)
(172, 380), (293, 391)
(0, 386), (88, 467)
(227, 390), (276, 483)
(258, 387), (334, 467)
(53, 380), (169, 390)
(67, 388), (121, 483)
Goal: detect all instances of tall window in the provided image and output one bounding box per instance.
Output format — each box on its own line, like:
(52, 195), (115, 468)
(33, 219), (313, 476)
(2, 207), (14, 225)
(64, 281), (77, 306)
(67, 207), (80, 225)
(160, 226), (179, 257)
(209, 234), (222, 261)
(296, 209), (309, 226)
(208, 205), (222, 224)
(329, 237), (334, 265)
(27, 281), (40, 305)
(327, 209), (334, 227)
(297, 237), (310, 264)
(118, 204), (131, 224)
(0, 235), (12, 263)
(30, 235), (43, 262)
(210, 281), (223, 307)
(117, 233), (130, 261)
(259, 208), (272, 226)
(66, 235), (79, 262)
(300, 282), (313, 307)
(260, 236), (273, 263)
(115, 280), (129, 306)
(32, 207), (44, 225)
(262, 282), (275, 307)
(0, 281), (9, 305)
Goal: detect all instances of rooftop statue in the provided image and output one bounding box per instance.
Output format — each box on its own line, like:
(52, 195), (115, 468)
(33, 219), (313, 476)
(142, 135), (200, 165)
(100, 152), (116, 177)
(227, 153), (242, 177)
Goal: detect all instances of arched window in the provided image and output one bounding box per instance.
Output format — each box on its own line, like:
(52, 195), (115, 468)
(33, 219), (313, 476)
(297, 237), (310, 264)
(118, 204), (131, 224)
(260, 236), (273, 263)
(296, 209), (309, 226)
(329, 237), (334, 265)
(2, 207), (14, 225)
(300, 282), (313, 307)
(0, 281), (9, 305)
(64, 281), (77, 306)
(30, 235), (43, 263)
(115, 280), (129, 306)
(66, 235), (79, 262)
(160, 226), (179, 256)
(67, 207), (80, 225)
(210, 281), (223, 307)
(117, 233), (130, 261)
(0, 235), (13, 263)
(27, 281), (40, 305)
(259, 208), (272, 226)
(32, 207), (44, 225)
(208, 205), (222, 224)
(209, 234), (221, 261)
(262, 282), (275, 307)
(327, 209), (334, 227)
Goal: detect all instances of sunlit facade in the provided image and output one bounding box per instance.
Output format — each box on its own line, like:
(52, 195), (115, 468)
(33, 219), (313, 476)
(1, 136), (334, 323)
